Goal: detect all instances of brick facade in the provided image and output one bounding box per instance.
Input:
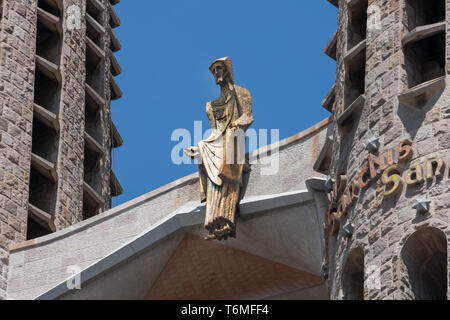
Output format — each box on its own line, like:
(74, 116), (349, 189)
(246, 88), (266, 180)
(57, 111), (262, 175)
(146, 234), (324, 300)
(321, 0), (450, 300)
(0, 0), (122, 300)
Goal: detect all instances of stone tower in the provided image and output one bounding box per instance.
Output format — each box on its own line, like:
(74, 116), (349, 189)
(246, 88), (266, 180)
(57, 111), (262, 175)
(0, 0), (123, 298)
(318, 0), (450, 299)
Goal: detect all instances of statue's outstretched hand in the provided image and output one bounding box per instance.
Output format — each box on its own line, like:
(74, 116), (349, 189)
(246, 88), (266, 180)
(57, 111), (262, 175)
(184, 146), (200, 159)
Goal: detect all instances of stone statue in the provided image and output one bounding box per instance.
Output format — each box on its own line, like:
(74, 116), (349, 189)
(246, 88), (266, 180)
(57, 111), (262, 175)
(185, 57), (254, 241)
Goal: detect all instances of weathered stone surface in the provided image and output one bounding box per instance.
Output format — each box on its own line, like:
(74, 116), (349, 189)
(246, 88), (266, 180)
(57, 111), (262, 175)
(323, 0), (450, 300)
(0, 0), (37, 300)
(0, 0), (122, 299)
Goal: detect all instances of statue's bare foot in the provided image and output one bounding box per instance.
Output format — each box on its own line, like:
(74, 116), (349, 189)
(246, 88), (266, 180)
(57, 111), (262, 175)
(204, 234), (217, 241)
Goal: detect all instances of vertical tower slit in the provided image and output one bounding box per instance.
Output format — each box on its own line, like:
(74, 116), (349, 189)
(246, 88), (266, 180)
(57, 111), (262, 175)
(28, 0), (63, 239)
(83, 0), (106, 220)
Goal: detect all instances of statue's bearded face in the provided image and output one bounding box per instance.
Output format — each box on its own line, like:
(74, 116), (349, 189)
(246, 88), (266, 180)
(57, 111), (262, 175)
(212, 63), (227, 85)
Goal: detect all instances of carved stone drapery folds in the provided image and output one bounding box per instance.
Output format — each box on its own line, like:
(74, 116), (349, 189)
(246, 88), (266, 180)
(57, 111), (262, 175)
(186, 58), (254, 241)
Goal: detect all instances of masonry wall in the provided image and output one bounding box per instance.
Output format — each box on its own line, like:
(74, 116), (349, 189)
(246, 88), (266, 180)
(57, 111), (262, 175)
(55, 0), (118, 228)
(6, 120), (330, 300)
(325, 0), (450, 300)
(246, 119), (331, 196)
(56, 0), (86, 228)
(0, 0), (37, 300)
(0, 0), (122, 300)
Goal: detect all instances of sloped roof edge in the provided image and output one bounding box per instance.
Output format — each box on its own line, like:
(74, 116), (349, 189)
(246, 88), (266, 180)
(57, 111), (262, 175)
(35, 186), (324, 300)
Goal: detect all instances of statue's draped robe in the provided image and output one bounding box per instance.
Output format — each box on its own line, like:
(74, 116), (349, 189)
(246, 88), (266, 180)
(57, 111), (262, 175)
(197, 85), (253, 239)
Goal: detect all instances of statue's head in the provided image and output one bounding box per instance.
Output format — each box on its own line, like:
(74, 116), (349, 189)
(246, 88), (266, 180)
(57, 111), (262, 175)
(209, 57), (234, 85)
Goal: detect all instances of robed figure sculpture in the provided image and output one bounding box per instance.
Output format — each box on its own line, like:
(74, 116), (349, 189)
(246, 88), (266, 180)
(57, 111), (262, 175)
(185, 57), (254, 241)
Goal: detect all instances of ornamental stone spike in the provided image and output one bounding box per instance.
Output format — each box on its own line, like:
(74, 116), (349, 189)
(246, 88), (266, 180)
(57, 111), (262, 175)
(343, 221), (355, 237)
(320, 261), (329, 280)
(324, 176), (335, 192)
(366, 135), (380, 153)
(413, 198), (431, 214)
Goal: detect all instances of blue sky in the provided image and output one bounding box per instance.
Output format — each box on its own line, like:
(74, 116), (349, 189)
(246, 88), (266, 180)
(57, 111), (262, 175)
(111, 0), (337, 206)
